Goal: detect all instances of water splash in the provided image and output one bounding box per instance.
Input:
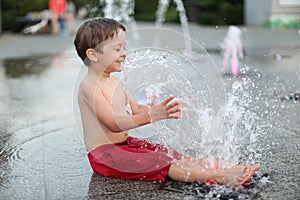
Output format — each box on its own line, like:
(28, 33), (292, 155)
(155, 0), (193, 60)
(100, 0), (139, 39)
(122, 48), (264, 168)
(123, 48), (204, 149)
(101, 0), (135, 22)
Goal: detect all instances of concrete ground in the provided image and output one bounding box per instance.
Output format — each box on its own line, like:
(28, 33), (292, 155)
(0, 20), (299, 199)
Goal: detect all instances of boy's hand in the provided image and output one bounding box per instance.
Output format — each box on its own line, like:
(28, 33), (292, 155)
(149, 95), (181, 123)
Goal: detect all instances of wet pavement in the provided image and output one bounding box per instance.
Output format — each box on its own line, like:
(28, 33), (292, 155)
(0, 20), (299, 199)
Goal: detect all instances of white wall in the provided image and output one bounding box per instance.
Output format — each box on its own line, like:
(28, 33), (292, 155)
(272, 0), (300, 14)
(245, 0), (300, 25)
(244, 0), (272, 25)
(278, 0), (300, 6)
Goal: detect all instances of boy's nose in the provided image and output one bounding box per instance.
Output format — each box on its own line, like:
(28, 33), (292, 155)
(121, 49), (127, 58)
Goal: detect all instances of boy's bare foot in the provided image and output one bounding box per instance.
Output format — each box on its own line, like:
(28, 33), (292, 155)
(215, 164), (260, 187)
(237, 164), (261, 185)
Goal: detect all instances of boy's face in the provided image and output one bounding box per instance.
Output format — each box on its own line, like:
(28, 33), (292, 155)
(97, 29), (126, 73)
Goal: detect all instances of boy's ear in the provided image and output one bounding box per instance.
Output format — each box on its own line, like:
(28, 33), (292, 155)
(86, 48), (98, 62)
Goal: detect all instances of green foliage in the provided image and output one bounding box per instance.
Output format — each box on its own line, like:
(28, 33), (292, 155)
(1, 0), (88, 31)
(82, 0), (180, 23)
(164, 2), (180, 23)
(184, 0), (244, 25)
(2, 9), (17, 31)
(2, 0), (48, 16)
(134, 0), (158, 21)
(134, 0), (179, 22)
(16, 0), (48, 16)
(1, 0), (49, 31)
(134, 0), (244, 24)
(72, 0), (93, 10)
(1, 0), (245, 32)
(264, 18), (300, 28)
(84, 0), (104, 18)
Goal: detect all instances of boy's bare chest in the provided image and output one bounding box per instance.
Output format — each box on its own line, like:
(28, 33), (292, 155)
(101, 81), (126, 106)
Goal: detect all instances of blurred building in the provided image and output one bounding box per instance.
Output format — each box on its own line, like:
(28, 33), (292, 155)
(245, 0), (300, 27)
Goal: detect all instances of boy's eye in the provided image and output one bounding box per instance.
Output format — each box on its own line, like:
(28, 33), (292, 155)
(115, 47), (126, 52)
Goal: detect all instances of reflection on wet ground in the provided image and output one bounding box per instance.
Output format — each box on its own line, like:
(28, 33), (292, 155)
(0, 27), (299, 199)
(0, 51), (91, 199)
(2, 55), (51, 78)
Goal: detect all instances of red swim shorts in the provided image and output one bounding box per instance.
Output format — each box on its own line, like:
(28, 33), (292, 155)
(88, 136), (182, 183)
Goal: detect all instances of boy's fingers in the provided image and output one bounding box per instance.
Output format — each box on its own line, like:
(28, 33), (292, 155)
(167, 106), (181, 114)
(161, 95), (175, 106)
(168, 112), (181, 119)
(166, 102), (181, 113)
(166, 101), (180, 108)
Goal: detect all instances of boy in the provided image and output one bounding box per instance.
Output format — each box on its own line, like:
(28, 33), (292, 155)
(74, 17), (260, 186)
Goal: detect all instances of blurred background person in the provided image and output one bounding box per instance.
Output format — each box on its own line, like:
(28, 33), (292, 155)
(48, 0), (67, 35)
(66, 0), (76, 35)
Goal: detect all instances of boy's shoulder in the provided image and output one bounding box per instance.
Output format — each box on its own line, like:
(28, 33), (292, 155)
(79, 76), (96, 97)
(79, 74), (122, 94)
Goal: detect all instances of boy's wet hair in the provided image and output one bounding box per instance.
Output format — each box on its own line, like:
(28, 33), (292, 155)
(74, 17), (126, 66)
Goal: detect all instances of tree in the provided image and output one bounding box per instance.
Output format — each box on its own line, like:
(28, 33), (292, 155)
(184, 0), (244, 25)
(1, 0), (48, 31)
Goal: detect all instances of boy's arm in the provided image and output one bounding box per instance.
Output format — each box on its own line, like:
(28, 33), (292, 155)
(92, 88), (181, 132)
(128, 96), (149, 115)
(92, 87), (150, 132)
